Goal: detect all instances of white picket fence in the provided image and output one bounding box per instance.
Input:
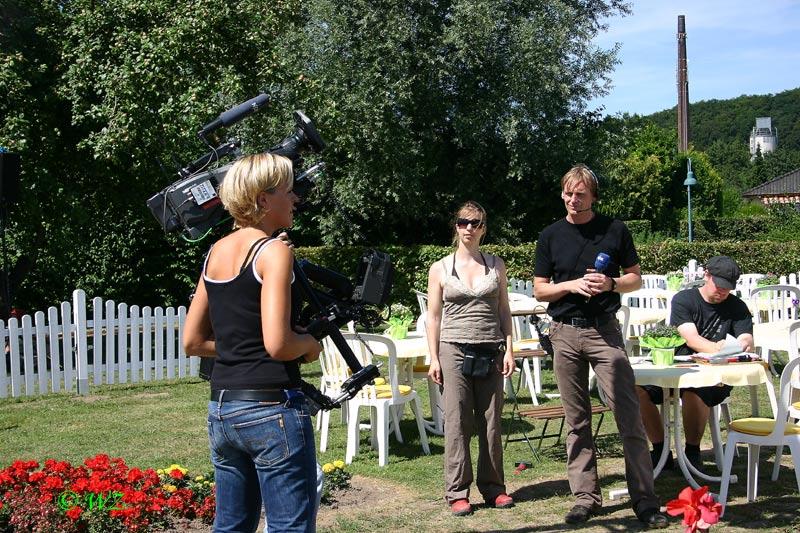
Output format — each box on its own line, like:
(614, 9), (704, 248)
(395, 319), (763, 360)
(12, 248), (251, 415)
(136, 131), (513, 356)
(0, 289), (197, 398)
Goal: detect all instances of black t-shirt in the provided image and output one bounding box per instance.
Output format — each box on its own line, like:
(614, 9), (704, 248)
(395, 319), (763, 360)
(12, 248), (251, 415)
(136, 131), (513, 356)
(534, 214), (639, 321)
(669, 288), (753, 356)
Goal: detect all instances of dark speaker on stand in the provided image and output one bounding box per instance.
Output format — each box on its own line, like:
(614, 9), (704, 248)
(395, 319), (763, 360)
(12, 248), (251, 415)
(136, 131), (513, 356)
(0, 151), (20, 320)
(0, 152), (20, 206)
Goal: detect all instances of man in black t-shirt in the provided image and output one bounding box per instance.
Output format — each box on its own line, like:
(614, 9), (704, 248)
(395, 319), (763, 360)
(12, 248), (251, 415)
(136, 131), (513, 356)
(534, 165), (666, 529)
(637, 256), (753, 470)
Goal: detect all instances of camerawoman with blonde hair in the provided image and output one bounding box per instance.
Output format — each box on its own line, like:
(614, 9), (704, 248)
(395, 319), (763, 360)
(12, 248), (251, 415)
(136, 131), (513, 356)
(183, 152), (322, 532)
(426, 200), (516, 517)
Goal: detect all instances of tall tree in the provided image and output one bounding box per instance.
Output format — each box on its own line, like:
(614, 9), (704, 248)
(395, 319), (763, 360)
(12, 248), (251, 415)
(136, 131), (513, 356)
(291, 0), (630, 245)
(600, 123), (723, 231)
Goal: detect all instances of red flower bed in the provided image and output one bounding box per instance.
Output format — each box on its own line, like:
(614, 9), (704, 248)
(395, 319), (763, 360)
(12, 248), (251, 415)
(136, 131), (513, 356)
(0, 455), (214, 532)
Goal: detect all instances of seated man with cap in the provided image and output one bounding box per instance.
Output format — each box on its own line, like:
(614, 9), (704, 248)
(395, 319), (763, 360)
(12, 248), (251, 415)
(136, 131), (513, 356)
(636, 256), (754, 470)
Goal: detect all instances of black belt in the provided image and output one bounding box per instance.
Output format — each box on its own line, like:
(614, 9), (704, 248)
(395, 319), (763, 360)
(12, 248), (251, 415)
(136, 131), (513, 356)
(210, 389), (291, 402)
(557, 314), (616, 328)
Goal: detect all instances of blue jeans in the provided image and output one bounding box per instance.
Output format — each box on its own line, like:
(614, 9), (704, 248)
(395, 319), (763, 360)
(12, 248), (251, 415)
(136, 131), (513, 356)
(208, 394), (317, 532)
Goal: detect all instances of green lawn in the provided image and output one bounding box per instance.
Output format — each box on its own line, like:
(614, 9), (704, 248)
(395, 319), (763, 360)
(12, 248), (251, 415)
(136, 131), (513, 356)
(1, 362), (799, 532)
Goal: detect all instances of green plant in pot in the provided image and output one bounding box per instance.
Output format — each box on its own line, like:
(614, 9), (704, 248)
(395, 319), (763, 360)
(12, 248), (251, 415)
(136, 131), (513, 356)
(666, 272), (684, 292)
(640, 324), (685, 365)
(382, 303), (414, 339)
(756, 273), (779, 298)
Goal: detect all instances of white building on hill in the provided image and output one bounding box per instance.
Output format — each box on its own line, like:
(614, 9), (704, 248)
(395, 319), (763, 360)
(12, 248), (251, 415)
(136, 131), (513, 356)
(749, 116), (778, 157)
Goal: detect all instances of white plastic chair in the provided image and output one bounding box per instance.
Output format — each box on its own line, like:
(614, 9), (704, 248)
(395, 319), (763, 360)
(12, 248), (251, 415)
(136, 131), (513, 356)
(342, 333), (430, 466)
(413, 312), (443, 434)
(317, 336), (351, 452)
(413, 289), (428, 316)
(774, 321), (800, 479)
(505, 290), (546, 400)
(621, 289), (671, 355)
(717, 356), (800, 515)
(749, 285), (800, 375)
(507, 314), (540, 404)
(749, 285), (800, 324)
(640, 275), (668, 290)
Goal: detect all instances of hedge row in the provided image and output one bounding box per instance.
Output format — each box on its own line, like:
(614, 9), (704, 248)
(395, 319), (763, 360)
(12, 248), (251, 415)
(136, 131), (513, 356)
(296, 240), (800, 310)
(677, 217), (775, 241)
(624, 219), (652, 237)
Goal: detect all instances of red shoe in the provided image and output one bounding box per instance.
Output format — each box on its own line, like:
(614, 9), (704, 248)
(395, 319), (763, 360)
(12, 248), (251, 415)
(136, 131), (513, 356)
(450, 498), (473, 516)
(487, 493), (514, 509)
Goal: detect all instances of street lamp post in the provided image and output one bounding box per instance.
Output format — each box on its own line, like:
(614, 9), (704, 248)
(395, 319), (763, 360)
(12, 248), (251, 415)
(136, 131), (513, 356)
(684, 158), (697, 242)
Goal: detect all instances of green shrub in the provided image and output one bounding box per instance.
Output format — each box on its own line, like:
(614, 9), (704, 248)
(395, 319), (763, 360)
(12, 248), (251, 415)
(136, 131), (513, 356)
(678, 211), (800, 242)
(678, 217), (773, 241)
(625, 219), (651, 237)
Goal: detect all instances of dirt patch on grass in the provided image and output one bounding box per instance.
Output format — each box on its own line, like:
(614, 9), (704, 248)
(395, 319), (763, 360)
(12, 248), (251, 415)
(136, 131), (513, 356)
(132, 392), (170, 399)
(165, 475), (425, 532)
(71, 394), (111, 403)
(317, 474), (424, 528)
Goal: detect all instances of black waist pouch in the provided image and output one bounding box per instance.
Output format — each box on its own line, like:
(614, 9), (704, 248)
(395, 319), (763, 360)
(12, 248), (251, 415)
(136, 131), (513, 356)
(461, 344), (502, 377)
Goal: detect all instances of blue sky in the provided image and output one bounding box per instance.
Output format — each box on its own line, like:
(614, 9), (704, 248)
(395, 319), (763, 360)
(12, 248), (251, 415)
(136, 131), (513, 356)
(590, 0), (800, 116)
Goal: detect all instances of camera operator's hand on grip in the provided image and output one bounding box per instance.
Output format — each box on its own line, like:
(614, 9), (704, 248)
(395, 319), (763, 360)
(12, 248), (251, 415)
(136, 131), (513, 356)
(302, 341), (321, 364)
(275, 231), (294, 249)
(291, 327), (322, 363)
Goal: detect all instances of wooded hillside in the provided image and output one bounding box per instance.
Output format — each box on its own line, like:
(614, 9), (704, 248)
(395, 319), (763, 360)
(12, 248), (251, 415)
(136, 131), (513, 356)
(644, 87), (800, 150)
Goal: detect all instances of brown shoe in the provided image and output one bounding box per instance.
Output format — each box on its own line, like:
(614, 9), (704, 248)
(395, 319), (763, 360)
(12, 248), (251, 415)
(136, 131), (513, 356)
(450, 499), (472, 516)
(564, 504), (595, 524)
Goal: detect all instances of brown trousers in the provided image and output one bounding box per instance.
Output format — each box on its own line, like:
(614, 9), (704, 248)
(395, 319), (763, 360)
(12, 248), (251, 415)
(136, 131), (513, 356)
(550, 319), (660, 515)
(439, 341), (506, 503)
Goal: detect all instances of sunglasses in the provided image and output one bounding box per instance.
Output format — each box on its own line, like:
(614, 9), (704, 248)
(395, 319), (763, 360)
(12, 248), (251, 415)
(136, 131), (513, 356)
(456, 218), (484, 229)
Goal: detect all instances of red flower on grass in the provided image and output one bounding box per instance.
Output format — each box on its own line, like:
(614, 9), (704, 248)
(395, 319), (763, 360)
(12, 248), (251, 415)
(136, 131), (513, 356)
(66, 506), (83, 521)
(666, 485), (722, 533)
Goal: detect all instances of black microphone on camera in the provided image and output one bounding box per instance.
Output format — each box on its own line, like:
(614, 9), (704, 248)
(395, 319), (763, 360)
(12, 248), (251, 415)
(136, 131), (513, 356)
(198, 93), (269, 140)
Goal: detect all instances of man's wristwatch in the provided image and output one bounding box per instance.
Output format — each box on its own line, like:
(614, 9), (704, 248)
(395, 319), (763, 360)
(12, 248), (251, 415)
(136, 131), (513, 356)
(608, 276), (617, 292)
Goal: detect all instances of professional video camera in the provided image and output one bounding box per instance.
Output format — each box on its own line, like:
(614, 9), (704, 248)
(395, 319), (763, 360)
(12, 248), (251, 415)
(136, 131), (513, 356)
(147, 94), (325, 240)
(147, 94), (393, 412)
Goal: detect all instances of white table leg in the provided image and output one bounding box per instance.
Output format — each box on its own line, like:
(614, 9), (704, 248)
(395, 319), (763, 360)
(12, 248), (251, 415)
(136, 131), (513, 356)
(652, 396), (672, 478)
(672, 388), (737, 486)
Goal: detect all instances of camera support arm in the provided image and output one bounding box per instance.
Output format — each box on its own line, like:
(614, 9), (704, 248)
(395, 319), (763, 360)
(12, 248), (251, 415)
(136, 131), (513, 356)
(292, 260), (381, 411)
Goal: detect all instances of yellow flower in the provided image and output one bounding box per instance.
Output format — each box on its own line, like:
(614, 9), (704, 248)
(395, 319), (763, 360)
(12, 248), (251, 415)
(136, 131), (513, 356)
(322, 463), (335, 474)
(157, 469), (164, 475)
(333, 460), (345, 469)
(194, 475), (205, 482)
(167, 464), (188, 474)
(163, 484), (177, 493)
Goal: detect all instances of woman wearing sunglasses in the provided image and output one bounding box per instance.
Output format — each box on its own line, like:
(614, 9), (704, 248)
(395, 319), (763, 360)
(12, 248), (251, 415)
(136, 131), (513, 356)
(183, 153), (322, 532)
(425, 200), (516, 516)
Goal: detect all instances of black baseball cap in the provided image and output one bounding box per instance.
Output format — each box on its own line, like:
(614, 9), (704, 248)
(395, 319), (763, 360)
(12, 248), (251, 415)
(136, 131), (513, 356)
(705, 256), (741, 290)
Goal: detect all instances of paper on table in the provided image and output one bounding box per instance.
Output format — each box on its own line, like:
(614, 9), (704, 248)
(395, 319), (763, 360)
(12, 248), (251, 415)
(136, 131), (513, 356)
(693, 334), (753, 363)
